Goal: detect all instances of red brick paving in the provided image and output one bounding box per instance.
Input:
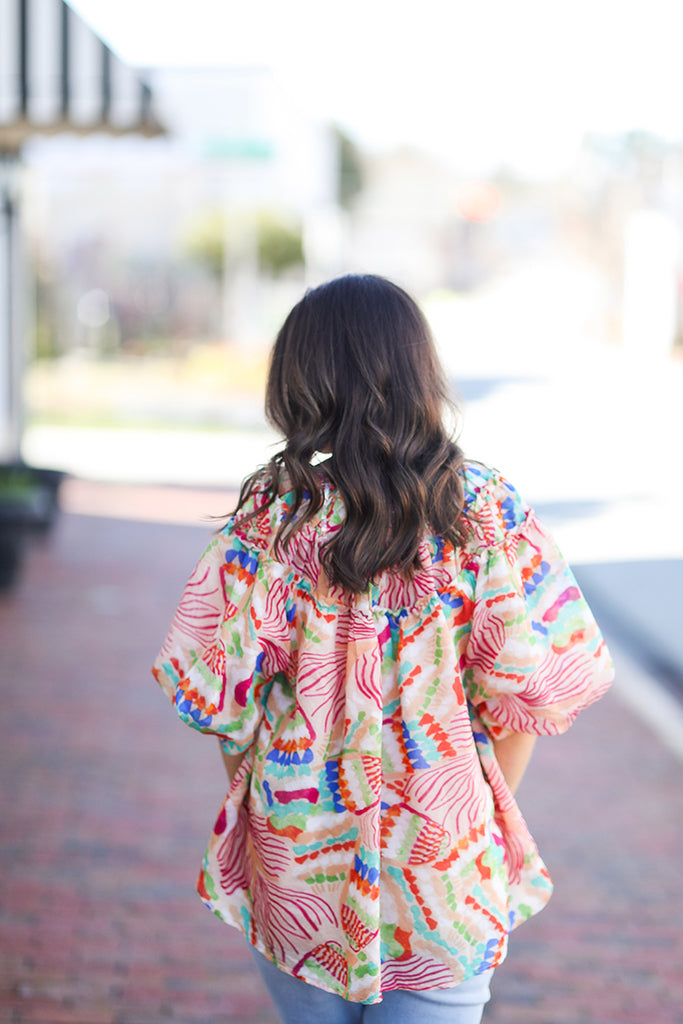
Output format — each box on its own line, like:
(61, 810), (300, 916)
(1, 485), (682, 1023)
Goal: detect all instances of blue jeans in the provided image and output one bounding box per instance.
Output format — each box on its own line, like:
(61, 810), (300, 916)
(250, 948), (494, 1024)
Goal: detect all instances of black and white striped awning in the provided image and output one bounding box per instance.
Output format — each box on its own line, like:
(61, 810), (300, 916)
(0, 0), (164, 152)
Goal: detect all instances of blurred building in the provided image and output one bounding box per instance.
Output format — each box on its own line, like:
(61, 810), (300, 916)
(21, 66), (344, 354)
(14, 54), (683, 390)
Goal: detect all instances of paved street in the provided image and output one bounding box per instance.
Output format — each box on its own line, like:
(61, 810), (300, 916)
(1, 483), (682, 1024)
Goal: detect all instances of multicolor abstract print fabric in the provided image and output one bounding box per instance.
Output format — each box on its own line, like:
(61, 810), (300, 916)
(153, 465), (613, 1004)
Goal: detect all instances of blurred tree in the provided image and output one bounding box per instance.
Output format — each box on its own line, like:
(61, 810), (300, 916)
(34, 273), (59, 360)
(183, 209), (304, 278)
(183, 210), (225, 278)
(256, 212), (304, 276)
(583, 130), (672, 178)
(335, 127), (364, 210)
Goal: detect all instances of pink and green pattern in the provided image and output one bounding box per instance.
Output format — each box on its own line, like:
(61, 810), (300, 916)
(153, 465), (613, 1004)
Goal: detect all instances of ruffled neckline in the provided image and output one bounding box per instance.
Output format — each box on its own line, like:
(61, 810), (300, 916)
(228, 478), (477, 614)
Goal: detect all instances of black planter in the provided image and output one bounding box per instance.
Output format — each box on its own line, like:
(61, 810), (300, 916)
(0, 463), (65, 590)
(24, 466), (64, 532)
(0, 505), (30, 590)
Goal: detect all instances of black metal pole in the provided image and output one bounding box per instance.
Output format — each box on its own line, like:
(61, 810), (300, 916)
(101, 42), (112, 124)
(140, 81), (152, 125)
(60, 0), (70, 121)
(18, 0), (29, 117)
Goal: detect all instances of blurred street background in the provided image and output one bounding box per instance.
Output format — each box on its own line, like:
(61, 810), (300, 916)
(1, 1), (683, 1022)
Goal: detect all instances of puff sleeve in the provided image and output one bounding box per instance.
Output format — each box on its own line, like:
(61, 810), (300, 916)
(462, 474), (613, 740)
(152, 523), (291, 752)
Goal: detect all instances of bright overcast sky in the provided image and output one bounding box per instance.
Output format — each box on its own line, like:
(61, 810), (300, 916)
(67, 0), (683, 174)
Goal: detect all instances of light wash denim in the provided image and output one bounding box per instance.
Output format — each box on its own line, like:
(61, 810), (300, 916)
(250, 947), (494, 1024)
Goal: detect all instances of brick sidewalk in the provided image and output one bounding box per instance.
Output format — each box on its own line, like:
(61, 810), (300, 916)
(1, 491), (682, 1024)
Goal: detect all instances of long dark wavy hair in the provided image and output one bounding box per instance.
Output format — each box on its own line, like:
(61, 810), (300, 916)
(235, 274), (468, 593)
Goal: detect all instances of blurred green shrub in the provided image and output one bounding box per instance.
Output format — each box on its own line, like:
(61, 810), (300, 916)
(184, 209), (304, 278)
(256, 212), (304, 276)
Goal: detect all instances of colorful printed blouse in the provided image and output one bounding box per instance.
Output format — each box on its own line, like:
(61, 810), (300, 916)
(153, 464), (613, 1004)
